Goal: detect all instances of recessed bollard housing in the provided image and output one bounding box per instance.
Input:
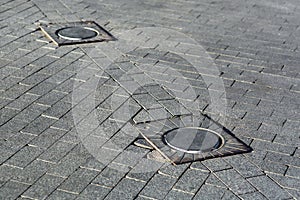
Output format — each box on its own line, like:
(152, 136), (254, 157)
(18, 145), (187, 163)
(39, 21), (115, 46)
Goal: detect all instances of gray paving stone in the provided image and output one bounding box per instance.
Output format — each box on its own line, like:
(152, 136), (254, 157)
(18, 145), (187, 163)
(21, 115), (57, 135)
(97, 93), (128, 111)
(164, 189), (193, 200)
(221, 190), (240, 200)
(77, 184), (111, 200)
(133, 109), (153, 124)
(205, 174), (227, 188)
(36, 90), (67, 106)
(174, 169), (209, 194)
(0, 76), (22, 92)
(9, 65), (39, 80)
(6, 145), (43, 168)
(193, 184), (228, 200)
(46, 190), (77, 200)
(202, 158), (232, 172)
(12, 159), (53, 184)
(54, 78), (83, 94)
(135, 195), (158, 200)
(223, 155), (264, 178)
(159, 163), (190, 178)
(189, 162), (210, 172)
(268, 173), (300, 192)
(91, 118), (122, 139)
(59, 128), (80, 144)
(5, 49), (30, 61)
(243, 129), (276, 142)
(260, 160), (288, 175)
(286, 166), (300, 179)
(0, 180), (29, 200)
(58, 167), (99, 194)
(5, 93), (39, 110)
(132, 93), (161, 110)
(46, 70), (76, 85)
(127, 159), (162, 182)
(29, 127), (67, 149)
(50, 111), (75, 131)
(0, 41), (25, 54)
(27, 81), (57, 96)
(0, 144), (17, 165)
(113, 146), (149, 167)
(103, 189), (133, 200)
(0, 107), (19, 125)
(108, 100), (141, 122)
(1, 132), (34, 153)
(90, 145), (122, 165)
(118, 80), (141, 95)
(140, 174), (177, 199)
(294, 148), (300, 158)
(0, 164), (22, 187)
(251, 139), (296, 155)
(274, 134), (300, 147)
(0, 119), (29, 140)
(38, 141), (75, 163)
(0, 97), (12, 110)
(265, 152), (300, 168)
(105, 178), (146, 200)
(247, 175), (292, 199)
(143, 84), (174, 101)
(146, 72), (176, 85)
(39, 60), (77, 76)
(47, 145), (91, 178)
(285, 188), (300, 200)
(239, 191), (268, 200)
(12, 103), (49, 123)
(20, 72), (50, 86)
(80, 157), (105, 173)
(21, 174), (65, 199)
(158, 99), (190, 116)
(42, 100), (72, 120)
(93, 163), (130, 188)
(101, 130), (137, 151)
(214, 169), (256, 195)
(30, 55), (57, 67)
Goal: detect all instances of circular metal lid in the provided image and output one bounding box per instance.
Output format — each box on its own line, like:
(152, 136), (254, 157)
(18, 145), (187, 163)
(57, 26), (98, 41)
(163, 127), (223, 154)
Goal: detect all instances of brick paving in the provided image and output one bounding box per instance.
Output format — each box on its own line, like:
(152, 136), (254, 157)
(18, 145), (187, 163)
(1, 0), (300, 199)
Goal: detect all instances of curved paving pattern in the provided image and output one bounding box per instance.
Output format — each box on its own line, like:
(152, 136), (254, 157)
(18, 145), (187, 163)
(0, 0), (300, 199)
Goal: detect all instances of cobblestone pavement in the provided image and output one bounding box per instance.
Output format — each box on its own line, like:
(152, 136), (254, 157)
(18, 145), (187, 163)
(1, 0), (300, 199)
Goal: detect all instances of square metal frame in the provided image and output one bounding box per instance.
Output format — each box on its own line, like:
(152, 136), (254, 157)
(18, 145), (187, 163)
(133, 114), (252, 165)
(39, 21), (116, 46)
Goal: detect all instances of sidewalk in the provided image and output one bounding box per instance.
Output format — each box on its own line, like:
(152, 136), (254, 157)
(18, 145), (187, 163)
(0, 0), (300, 199)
